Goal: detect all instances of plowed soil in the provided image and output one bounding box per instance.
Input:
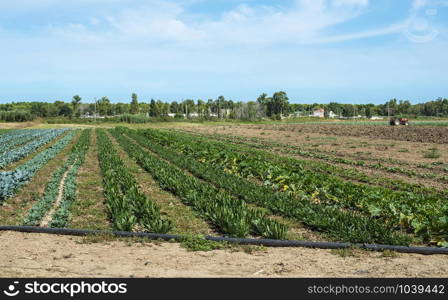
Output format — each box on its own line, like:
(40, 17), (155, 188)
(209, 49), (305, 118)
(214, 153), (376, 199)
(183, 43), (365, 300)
(245, 124), (448, 144)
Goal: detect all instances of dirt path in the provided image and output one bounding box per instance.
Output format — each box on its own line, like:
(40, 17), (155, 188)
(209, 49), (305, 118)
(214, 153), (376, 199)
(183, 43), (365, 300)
(0, 231), (447, 278)
(40, 161), (76, 227)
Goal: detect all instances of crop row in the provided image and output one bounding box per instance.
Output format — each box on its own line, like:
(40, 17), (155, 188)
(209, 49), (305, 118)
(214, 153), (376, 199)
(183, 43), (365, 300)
(0, 129), (48, 150)
(96, 129), (172, 233)
(192, 132), (448, 188)
(110, 128), (287, 239)
(22, 129), (92, 227)
(0, 129), (44, 155)
(0, 129), (68, 169)
(0, 129), (29, 144)
(0, 130), (76, 203)
(138, 128), (447, 246)
(49, 128), (91, 227)
(118, 127), (409, 245)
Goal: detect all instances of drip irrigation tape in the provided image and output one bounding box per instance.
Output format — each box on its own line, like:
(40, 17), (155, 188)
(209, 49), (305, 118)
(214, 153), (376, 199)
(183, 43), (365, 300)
(1, 225), (447, 255)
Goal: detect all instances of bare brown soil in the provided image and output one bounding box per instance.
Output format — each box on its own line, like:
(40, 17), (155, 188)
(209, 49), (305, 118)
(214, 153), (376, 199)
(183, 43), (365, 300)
(245, 124), (448, 144)
(186, 125), (448, 168)
(0, 231), (446, 278)
(0, 122), (38, 129)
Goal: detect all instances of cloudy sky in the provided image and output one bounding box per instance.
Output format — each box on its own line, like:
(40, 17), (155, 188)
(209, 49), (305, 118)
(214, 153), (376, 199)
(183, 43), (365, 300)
(0, 0), (447, 104)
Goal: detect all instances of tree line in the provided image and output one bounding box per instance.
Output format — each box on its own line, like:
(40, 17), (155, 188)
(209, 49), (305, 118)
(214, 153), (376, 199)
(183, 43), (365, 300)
(1, 92), (447, 122)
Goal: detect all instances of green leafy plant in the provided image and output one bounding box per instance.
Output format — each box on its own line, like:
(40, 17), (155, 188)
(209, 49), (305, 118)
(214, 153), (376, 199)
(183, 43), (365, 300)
(110, 128), (287, 239)
(96, 129), (172, 233)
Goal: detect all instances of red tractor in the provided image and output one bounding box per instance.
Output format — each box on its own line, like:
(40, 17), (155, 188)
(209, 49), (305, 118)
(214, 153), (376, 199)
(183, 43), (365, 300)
(389, 117), (409, 126)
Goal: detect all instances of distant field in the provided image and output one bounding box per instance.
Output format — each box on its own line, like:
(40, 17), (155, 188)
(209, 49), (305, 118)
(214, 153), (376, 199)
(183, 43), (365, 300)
(274, 119), (448, 126)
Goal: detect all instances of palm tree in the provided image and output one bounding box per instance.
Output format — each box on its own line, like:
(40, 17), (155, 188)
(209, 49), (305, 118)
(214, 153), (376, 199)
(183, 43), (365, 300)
(71, 95), (82, 116)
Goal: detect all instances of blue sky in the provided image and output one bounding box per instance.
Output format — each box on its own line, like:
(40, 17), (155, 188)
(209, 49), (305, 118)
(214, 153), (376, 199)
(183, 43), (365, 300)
(0, 0), (447, 104)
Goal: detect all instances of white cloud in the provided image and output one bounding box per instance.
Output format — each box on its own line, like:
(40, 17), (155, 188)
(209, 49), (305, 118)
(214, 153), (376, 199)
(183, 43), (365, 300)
(188, 0), (372, 45)
(29, 0), (376, 47)
(106, 5), (204, 42)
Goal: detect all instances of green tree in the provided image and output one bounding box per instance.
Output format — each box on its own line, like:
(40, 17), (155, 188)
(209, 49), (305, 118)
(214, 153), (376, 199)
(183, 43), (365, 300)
(365, 105), (373, 119)
(270, 91), (289, 117)
(71, 95), (82, 117)
(59, 104), (73, 117)
(130, 93), (139, 114)
(98, 97), (111, 116)
(216, 96), (225, 118)
(149, 99), (159, 117)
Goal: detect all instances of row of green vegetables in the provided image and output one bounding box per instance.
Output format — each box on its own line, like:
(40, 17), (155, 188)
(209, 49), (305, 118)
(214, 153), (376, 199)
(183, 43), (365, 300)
(0, 130), (75, 203)
(0, 129), (29, 144)
(0, 128), (68, 169)
(23, 129), (91, 227)
(96, 129), (172, 233)
(191, 132), (448, 187)
(137, 128), (447, 246)
(249, 137), (448, 182)
(117, 127), (410, 245)
(109, 128), (288, 239)
(0, 129), (44, 154)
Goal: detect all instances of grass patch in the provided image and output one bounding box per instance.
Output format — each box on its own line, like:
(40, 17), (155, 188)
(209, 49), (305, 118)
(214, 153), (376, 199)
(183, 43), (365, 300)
(180, 235), (228, 251)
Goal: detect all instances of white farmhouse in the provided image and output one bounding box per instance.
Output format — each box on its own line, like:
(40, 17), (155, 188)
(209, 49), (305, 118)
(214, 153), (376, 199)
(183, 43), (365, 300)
(312, 108), (325, 118)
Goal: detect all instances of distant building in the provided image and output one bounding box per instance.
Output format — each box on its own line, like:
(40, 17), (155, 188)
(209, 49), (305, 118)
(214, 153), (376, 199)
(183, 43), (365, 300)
(312, 109), (325, 118)
(370, 116), (385, 120)
(80, 113), (104, 119)
(328, 111), (338, 118)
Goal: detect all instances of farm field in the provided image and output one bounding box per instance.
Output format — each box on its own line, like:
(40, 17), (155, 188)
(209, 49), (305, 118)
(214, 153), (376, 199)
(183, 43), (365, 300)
(0, 121), (447, 277)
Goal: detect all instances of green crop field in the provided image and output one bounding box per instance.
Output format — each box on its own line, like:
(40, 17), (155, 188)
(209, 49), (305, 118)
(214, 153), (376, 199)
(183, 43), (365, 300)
(1, 123), (447, 249)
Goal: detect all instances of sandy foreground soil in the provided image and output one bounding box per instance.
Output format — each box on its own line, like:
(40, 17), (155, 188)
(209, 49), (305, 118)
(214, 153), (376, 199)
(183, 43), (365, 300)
(0, 231), (447, 278)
